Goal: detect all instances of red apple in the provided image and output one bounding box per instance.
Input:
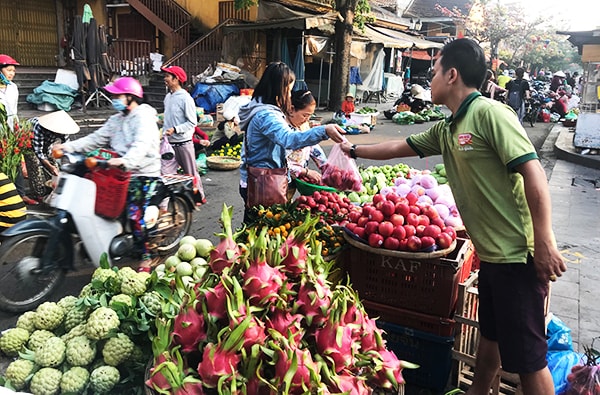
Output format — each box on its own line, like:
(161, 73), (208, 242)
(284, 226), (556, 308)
(365, 221), (380, 235)
(406, 192), (418, 205)
(381, 201), (396, 217)
(395, 202), (410, 217)
(353, 227), (366, 240)
(421, 205), (440, 220)
(357, 216), (369, 228)
(368, 233), (384, 248)
(378, 221), (394, 237)
(406, 235), (422, 251)
(369, 210), (384, 223)
(348, 210), (361, 223)
(362, 205), (374, 217)
(416, 224), (426, 236)
(443, 226), (457, 240)
(409, 205), (421, 215)
(345, 223), (357, 233)
(418, 215), (431, 226)
(389, 214), (404, 227)
(406, 213), (420, 227)
(422, 224), (442, 239)
(372, 194), (385, 206)
(420, 236), (436, 249)
(392, 225), (406, 240)
(383, 236), (400, 250)
(431, 217), (446, 229)
(436, 232), (453, 249)
(386, 192), (400, 203)
(403, 224), (416, 238)
(398, 238), (408, 251)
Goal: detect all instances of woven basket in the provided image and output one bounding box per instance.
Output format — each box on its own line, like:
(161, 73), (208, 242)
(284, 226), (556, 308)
(343, 230), (457, 258)
(206, 156), (241, 170)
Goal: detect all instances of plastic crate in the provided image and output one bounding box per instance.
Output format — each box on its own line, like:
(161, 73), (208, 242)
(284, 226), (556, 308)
(378, 320), (455, 391)
(363, 300), (456, 337)
(452, 271), (551, 395)
(345, 237), (474, 317)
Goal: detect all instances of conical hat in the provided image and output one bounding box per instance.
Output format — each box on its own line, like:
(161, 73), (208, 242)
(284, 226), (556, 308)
(37, 110), (80, 135)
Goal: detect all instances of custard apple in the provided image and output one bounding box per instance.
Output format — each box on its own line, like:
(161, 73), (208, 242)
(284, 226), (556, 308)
(4, 358), (36, 390)
(34, 336), (66, 367)
(16, 311), (37, 333)
(60, 366), (90, 394)
(61, 323), (86, 343)
(140, 291), (162, 316)
(92, 266), (118, 284)
(0, 327), (30, 356)
(34, 302), (65, 331)
(85, 307), (120, 340)
(79, 283), (101, 298)
(109, 293), (134, 308)
(119, 267), (147, 296)
(102, 333), (134, 366)
(28, 329), (55, 352)
(29, 367), (62, 395)
(89, 365), (120, 393)
(66, 335), (97, 366)
(64, 305), (90, 332)
(57, 295), (78, 312)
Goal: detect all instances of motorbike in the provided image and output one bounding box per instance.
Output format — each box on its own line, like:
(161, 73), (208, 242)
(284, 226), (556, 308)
(0, 151), (196, 312)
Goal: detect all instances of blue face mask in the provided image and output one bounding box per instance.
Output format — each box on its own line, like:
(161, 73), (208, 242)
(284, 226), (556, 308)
(0, 73), (11, 85)
(111, 98), (127, 111)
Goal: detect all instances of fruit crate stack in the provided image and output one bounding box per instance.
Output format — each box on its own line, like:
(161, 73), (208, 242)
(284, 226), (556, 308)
(344, 236), (476, 392)
(452, 271), (551, 395)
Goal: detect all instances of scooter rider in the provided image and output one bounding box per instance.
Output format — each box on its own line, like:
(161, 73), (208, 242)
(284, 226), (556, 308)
(54, 77), (161, 272)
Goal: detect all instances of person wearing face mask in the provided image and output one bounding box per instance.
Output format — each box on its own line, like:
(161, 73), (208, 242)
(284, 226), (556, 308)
(54, 77), (161, 271)
(160, 65), (206, 207)
(0, 54), (20, 130)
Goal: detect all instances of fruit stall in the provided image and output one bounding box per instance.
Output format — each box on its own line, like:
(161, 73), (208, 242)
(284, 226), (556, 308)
(6, 158), (584, 395)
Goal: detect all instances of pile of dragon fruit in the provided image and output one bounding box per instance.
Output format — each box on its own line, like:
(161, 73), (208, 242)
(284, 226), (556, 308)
(145, 204), (414, 394)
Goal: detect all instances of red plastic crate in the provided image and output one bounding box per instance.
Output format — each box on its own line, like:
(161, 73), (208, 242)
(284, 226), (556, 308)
(362, 299), (456, 337)
(345, 237), (474, 317)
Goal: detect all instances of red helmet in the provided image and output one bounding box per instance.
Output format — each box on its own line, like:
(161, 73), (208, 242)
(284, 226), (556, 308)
(161, 65), (187, 84)
(103, 77), (144, 98)
(0, 54), (19, 66)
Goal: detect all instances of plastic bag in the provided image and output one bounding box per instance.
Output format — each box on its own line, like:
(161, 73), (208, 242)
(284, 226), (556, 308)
(561, 364), (600, 395)
(321, 143), (362, 191)
(548, 351), (584, 394)
(196, 152), (208, 175)
(547, 315), (574, 351)
(160, 135), (179, 175)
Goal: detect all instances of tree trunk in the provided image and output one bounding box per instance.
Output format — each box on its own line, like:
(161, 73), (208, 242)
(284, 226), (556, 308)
(330, 2), (357, 111)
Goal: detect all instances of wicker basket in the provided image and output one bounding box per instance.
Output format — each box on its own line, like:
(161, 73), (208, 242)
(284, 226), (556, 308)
(206, 156), (241, 170)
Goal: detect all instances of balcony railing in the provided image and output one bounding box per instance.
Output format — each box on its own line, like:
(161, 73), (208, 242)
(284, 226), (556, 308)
(108, 39), (152, 76)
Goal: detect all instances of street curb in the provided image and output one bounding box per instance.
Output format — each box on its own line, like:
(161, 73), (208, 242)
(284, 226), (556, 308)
(553, 124), (600, 170)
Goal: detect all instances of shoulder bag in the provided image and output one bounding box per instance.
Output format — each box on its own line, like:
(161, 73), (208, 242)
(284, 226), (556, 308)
(244, 125), (288, 208)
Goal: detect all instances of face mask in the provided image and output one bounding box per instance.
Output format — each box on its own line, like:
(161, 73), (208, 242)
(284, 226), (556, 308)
(0, 73), (11, 85)
(111, 98), (127, 111)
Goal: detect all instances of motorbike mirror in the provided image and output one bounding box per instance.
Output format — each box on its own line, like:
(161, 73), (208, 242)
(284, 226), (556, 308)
(161, 152), (174, 160)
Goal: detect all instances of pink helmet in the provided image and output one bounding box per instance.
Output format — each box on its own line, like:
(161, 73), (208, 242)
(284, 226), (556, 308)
(104, 77), (144, 98)
(0, 54), (19, 66)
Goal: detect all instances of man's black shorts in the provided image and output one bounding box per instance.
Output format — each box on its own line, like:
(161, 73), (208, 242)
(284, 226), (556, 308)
(478, 255), (549, 374)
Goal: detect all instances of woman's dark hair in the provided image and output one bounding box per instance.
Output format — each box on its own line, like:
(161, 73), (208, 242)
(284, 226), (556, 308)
(252, 62), (295, 113)
(290, 89), (316, 111)
(439, 38), (487, 89)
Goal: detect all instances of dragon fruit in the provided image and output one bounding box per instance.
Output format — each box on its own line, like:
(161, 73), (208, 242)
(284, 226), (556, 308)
(209, 204), (241, 274)
(275, 346), (319, 394)
(315, 320), (357, 373)
(265, 308), (305, 345)
(295, 273), (332, 327)
(358, 316), (385, 353)
(330, 372), (371, 394)
(196, 343), (241, 388)
(172, 304), (207, 353)
(368, 349), (408, 389)
(145, 352), (176, 393)
(278, 216), (318, 276)
(202, 282), (228, 322)
(242, 230), (286, 307)
(173, 381), (206, 395)
(230, 313), (267, 350)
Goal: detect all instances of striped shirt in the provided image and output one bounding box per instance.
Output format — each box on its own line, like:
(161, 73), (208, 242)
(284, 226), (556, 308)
(0, 173), (26, 230)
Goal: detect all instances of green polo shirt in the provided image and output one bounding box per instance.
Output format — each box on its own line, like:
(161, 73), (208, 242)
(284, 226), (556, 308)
(407, 92), (538, 263)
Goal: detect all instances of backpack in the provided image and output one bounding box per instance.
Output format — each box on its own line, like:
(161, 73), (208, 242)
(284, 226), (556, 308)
(507, 80), (524, 110)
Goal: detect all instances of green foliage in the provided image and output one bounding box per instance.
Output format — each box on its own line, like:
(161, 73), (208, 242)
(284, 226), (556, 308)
(233, 0), (258, 10)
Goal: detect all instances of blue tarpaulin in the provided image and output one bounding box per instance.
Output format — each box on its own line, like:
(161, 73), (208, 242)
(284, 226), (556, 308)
(190, 83), (240, 113)
(26, 80), (79, 111)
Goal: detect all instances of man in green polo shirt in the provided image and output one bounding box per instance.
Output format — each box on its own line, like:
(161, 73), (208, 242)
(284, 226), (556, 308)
(341, 38), (566, 395)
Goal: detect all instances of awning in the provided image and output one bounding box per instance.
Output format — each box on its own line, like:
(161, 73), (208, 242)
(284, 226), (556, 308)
(360, 25), (414, 48)
(369, 25), (443, 50)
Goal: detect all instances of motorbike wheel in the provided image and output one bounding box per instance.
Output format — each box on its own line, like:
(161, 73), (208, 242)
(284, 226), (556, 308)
(148, 195), (192, 255)
(0, 232), (66, 312)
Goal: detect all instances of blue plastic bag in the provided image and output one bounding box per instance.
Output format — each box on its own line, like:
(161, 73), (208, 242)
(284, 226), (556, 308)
(547, 350), (583, 394)
(547, 315), (573, 352)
